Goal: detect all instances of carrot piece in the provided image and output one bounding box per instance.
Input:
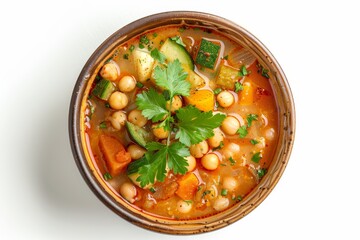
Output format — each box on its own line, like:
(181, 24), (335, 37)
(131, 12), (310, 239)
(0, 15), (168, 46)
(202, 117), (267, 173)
(239, 82), (254, 105)
(184, 89), (214, 112)
(175, 173), (199, 200)
(98, 135), (131, 176)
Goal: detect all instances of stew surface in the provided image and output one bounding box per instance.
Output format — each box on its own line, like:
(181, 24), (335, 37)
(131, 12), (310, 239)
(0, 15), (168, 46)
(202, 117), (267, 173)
(82, 25), (278, 219)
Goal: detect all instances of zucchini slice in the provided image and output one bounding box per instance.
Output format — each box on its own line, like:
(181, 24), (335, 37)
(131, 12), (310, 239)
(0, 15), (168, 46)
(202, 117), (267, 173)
(159, 38), (194, 70)
(125, 121), (152, 148)
(91, 79), (115, 100)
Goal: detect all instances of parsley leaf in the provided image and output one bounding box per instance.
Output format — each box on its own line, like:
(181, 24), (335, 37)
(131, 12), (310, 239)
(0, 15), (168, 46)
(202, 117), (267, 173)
(136, 88), (168, 122)
(170, 36), (186, 47)
(250, 139), (259, 145)
(153, 59), (191, 98)
(150, 48), (166, 63)
(251, 152), (262, 163)
(234, 82), (244, 93)
(247, 114), (258, 127)
(175, 105), (226, 146)
(129, 142), (189, 187)
(239, 65), (249, 77)
(236, 125), (248, 138)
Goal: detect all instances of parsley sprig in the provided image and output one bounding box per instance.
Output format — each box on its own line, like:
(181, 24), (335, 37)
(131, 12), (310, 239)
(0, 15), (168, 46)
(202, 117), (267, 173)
(128, 59), (225, 187)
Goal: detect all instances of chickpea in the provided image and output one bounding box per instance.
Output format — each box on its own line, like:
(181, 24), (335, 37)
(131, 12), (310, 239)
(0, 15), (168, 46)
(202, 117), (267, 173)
(177, 200), (193, 213)
(128, 109), (147, 127)
(152, 124), (169, 139)
(223, 176), (238, 191)
(201, 153), (219, 170)
(109, 91), (128, 110)
(185, 155), (197, 172)
(223, 143), (241, 159)
(100, 62), (119, 81)
(265, 127), (276, 141)
(190, 140), (209, 158)
(217, 91), (234, 108)
(221, 116), (240, 135)
(120, 182), (137, 203)
(127, 144), (146, 160)
(166, 95), (183, 113)
(213, 197), (229, 211)
(118, 75), (136, 92)
(208, 128), (224, 148)
(108, 111), (127, 130)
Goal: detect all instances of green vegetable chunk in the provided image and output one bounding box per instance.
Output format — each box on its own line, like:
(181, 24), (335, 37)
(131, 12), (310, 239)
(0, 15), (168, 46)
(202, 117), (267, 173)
(196, 39), (220, 69)
(125, 121), (152, 148)
(91, 79), (115, 100)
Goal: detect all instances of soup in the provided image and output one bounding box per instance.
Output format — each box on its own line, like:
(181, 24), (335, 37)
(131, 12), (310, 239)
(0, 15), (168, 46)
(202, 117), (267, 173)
(82, 25), (278, 220)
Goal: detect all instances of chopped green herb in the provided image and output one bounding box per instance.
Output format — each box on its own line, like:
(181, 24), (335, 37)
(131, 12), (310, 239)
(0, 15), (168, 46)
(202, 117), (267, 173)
(236, 195), (242, 202)
(223, 55), (228, 60)
(229, 157), (236, 166)
(139, 43), (145, 49)
(105, 102), (110, 108)
(99, 121), (107, 129)
(147, 45), (153, 51)
(159, 40), (164, 45)
(212, 141), (224, 151)
(220, 163), (227, 166)
(247, 114), (258, 127)
(150, 48), (166, 63)
(250, 139), (259, 145)
(170, 36), (186, 47)
(123, 53), (129, 60)
(149, 187), (156, 193)
(221, 189), (228, 196)
(257, 64), (270, 79)
(234, 82), (244, 93)
(251, 152), (262, 163)
(140, 35), (150, 45)
(136, 82), (144, 88)
(257, 168), (267, 178)
(152, 32), (158, 38)
(103, 172), (112, 180)
(239, 65), (249, 77)
(213, 88), (222, 95)
(129, 45), (135, 52)
(236, 125), (248, 138)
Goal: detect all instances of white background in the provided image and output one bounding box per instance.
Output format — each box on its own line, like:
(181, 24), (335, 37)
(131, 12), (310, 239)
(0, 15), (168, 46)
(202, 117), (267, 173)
(1, 0), (359, 239)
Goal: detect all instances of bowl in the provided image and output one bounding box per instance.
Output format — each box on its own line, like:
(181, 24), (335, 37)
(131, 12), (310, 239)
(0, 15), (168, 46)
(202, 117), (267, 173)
(69, 11), (295, 234)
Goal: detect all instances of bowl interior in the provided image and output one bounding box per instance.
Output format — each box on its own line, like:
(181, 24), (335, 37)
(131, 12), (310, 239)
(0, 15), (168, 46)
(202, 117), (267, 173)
(69, 11), (295, 234)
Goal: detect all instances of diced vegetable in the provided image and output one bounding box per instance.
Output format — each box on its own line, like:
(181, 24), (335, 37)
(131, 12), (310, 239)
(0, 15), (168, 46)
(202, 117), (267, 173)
(239, 82), (254, 105)
(183, 65), (206, 89)
(175, 172), (199, 200)
(125, 121), (152, 148)
(132, 49), (155, 82)
(216, 63), (240, 89)
(184, 89), (215, 112)
(159, 38), (194, 70)
(195, 39), (220, 69)
(92, 79), (115, 101)
(98, 135), (131, 176)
